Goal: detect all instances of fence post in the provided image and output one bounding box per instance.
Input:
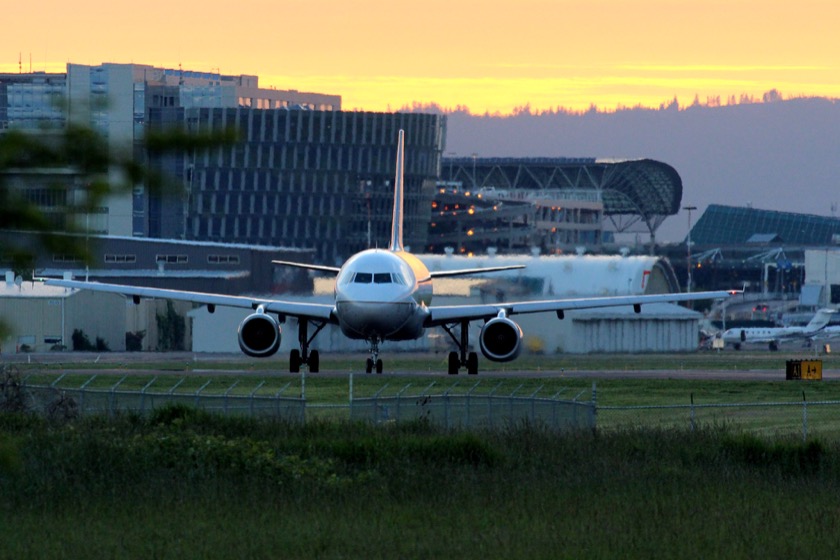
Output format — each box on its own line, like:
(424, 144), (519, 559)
(194, 380), (211, 409)
(274, 381), (292, 419)
(109, 375), (128, 417)
(223, 380), (240, 415)
(591, 382), (597, 432)
(395, 384), (412, 423)
(802, 391), (808, 442)
(167, 378), (186, 409)
(79, 375), (97, 416)
(443, 382), (460, 430)
(140, 377), (158, 414)
(372, 383), (391, 423)
(487, 383), (502, 429)
(509, 384), (523, 422)
(690, 393), (696, 432)
(466, 381), (480, 429)
(249, 381), (265, 417)
(528, 386), (543, 424)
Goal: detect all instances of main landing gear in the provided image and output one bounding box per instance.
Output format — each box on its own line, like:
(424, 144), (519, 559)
(441, 320), (479, 375)
(365, 338), (383, 374)
(289, 318), (327, 373)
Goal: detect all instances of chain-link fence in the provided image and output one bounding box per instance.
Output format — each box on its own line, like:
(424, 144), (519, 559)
(15, 374), (594, 430)
(22, 375), (305, 422)
(349, 393), (594, 430)
(10, 371), (840, 438)
(598, 398), (840, 440)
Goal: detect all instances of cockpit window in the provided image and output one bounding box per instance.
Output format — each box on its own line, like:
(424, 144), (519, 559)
(351, 271), (407, 285)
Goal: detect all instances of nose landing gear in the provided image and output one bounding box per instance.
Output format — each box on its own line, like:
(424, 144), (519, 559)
(365, 338), (383, 374)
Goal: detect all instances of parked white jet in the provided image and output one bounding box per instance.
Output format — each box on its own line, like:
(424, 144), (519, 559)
(721, 308), (836, 351)
(46, 130), (734, 374)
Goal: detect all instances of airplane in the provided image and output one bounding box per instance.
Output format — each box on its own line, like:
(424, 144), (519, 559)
(721, 308), (836, 351)
(46, 130), (734, 375)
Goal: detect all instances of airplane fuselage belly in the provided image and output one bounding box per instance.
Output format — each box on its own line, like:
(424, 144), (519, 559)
(336, 301), (425, 341)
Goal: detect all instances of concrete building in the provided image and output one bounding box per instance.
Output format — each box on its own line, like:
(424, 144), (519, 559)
(1, 64), (342, 238)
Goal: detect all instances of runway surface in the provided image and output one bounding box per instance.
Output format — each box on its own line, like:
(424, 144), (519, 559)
(3, 351), (839, 381)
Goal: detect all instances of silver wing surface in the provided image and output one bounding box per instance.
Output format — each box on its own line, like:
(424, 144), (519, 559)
(44, 279), (336, 322)
(426, 290), (734, 327)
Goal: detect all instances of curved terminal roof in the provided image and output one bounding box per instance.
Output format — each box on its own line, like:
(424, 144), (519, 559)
(442, 157), (682, 234)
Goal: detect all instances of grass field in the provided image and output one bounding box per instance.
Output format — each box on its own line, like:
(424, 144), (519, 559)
(3, 409), (840, 559)
(5, 353), (840, 557)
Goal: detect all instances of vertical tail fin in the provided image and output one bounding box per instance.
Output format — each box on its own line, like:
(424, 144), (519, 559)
(805, 308), (836, 333)
(389, 129), (405, 252)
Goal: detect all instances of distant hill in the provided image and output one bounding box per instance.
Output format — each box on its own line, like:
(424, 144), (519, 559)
(439, 98), (840, 243)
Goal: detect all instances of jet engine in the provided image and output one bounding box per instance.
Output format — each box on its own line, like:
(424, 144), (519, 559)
(237, 306), (281, 358)
(479, 314), (523, 362)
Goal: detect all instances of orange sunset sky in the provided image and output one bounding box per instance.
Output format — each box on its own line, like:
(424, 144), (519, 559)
(3, 0), (839, 114)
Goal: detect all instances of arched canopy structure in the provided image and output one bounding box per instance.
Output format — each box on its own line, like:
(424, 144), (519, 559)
(441, 157), (682, 240)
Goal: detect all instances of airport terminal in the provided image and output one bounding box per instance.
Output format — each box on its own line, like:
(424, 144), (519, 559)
(4, 63), (840, 356)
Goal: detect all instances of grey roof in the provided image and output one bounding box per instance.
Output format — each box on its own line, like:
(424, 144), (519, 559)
(690, 205), (840, 245)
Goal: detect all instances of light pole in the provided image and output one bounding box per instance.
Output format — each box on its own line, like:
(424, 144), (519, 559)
(471, 153), (478, 190)
(683, 205), (697, 293)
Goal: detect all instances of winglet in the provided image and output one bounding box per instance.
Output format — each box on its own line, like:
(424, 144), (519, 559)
(389, 129), (405, 252)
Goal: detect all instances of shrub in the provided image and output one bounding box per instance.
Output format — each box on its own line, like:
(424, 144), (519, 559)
(71, 329), (95, 351)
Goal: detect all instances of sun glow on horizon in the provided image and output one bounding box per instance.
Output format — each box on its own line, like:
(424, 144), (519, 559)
(3, 0), (839, 116)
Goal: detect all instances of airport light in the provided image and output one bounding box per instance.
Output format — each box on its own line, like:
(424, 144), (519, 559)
(683, 205), (697, 293)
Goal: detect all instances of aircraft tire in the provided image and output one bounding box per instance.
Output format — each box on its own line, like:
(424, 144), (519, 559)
(467, 352), (478, 375)
(366, 358), (373, 374)
(376, 359), (383, 374)
(310, 350), (320, 373)
(733, 343), (741, 351)
(290, 349), (301, 373)
(448, 352), (459, 375)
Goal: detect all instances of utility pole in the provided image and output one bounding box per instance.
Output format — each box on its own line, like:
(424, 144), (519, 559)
(683, 205), (697, 293)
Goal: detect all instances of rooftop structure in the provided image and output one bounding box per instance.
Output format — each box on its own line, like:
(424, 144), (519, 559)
(441, 157), (682, 249)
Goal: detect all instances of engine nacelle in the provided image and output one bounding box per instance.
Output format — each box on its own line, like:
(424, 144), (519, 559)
(237, 308), (281, 358)
(479, 315), (523, 362)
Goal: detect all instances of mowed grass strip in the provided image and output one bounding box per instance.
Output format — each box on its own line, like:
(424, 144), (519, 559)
(2, 408), (840, 559)
(12, 348), (840, 373)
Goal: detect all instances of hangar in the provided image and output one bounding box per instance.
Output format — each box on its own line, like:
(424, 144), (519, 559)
(0, 272), (126, 353)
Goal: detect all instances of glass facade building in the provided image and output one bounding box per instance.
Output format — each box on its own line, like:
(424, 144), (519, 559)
(146, 108), (446, 264)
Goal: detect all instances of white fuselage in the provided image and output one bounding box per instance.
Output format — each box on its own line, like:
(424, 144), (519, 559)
(334, 249), (433, 341)
(721, 326), (803, 345)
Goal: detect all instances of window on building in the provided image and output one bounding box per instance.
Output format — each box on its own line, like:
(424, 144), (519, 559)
(207, 254), (240, 264)
(104, 254), (137, 264)
(156, 255), (188, 264)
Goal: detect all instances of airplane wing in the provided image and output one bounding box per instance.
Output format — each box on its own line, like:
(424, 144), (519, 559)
(272, 260), (341, 275)
(426, 290), (734, 326)
(43, 279), (336, 322)
(427, 265), (526, 279)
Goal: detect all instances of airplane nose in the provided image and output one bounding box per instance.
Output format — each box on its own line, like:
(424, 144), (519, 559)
(337, 301), (415, 338)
